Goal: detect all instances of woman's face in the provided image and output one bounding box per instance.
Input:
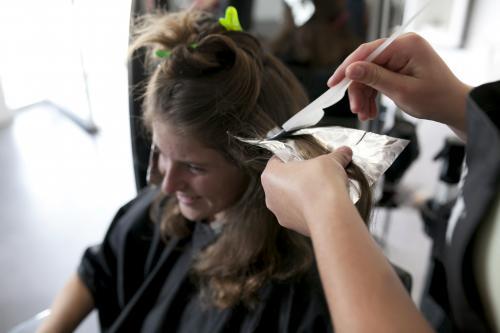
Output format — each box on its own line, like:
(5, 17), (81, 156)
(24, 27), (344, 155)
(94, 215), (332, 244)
(152, 121), (248, 222)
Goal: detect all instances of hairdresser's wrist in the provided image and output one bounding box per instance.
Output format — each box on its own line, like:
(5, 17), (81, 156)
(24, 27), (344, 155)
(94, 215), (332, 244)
(433, 81), (471, 136)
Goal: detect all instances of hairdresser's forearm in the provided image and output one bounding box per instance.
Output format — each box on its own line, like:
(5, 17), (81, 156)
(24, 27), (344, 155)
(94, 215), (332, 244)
(37, 273), (95, 333)
(306, 192), (433, 333)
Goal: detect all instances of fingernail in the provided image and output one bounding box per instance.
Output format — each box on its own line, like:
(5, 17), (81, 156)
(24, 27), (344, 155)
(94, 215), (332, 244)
(348, 64), (365, 80)
(327, 75), (335, 87)
(337, 146), (352, 156)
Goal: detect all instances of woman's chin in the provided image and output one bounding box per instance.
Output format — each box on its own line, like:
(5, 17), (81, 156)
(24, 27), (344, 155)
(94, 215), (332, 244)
(179, 203), (207, 222)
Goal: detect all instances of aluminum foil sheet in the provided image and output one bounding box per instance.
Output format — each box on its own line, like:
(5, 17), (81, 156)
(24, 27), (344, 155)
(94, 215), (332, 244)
(239, 126), (408, 203)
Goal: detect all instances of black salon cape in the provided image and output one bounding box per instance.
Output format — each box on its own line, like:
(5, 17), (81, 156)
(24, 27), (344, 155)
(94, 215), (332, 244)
(78, 189), (333, 333)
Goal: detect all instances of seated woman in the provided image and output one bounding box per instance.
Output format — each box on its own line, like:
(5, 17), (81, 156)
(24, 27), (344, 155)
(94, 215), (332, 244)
(38, 8), (371, 333)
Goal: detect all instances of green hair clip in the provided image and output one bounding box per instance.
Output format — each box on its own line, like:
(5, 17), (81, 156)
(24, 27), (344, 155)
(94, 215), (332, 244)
(219, 6), (243, 32)
(155, 43), (198, 59)
(155, 49), (172, 58)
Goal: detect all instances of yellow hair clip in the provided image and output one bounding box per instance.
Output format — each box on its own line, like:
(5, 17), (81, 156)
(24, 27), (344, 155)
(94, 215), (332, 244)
(219, 6), (243, 32)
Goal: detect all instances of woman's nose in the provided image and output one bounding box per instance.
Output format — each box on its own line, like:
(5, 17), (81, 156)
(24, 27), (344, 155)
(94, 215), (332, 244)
(160, 163), (186, 194)
(161, 167), (185, 194)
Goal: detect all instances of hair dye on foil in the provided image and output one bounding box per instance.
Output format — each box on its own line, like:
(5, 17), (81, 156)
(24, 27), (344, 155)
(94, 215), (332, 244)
(238, 126), (408, 202)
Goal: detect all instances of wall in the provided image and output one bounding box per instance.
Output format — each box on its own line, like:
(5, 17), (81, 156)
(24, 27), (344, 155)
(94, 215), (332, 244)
(463, 0), (500, 83)
(438, 0), (500, 85)
(0, 77), (12, 127)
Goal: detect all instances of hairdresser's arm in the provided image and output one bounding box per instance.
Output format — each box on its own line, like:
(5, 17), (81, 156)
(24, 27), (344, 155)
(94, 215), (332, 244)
(261, 148), (433, 332)
(328, 33), (471, 140)
(37, 273), (94, 333)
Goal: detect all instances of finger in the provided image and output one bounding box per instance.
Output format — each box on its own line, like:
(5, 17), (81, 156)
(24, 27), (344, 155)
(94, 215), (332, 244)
(261, 156), (285, 186)
(345, 61), (412, 100)
(347, 88), (358, 114)
(349, 82), (377, 117)
(367, 89), (379, 119)
(330, 146), (353, 168)
(361, 87), (379, 120)
(264, 155), (286, 171)
(268, 155), (283, 164)
(327, 38), (387, 87)
(348, 82), (372, 115)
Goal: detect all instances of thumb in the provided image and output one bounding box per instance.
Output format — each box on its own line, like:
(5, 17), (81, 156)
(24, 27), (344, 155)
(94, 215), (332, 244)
(346, 62), (410, 98)
(330, 146), (352, 168)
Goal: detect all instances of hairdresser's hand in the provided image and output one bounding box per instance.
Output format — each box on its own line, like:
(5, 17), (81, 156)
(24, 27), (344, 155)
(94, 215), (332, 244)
(261, 147), (353, 236)
(328, 33), (471, 134)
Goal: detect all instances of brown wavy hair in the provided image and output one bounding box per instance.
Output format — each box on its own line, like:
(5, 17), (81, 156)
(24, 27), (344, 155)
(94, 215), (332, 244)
(130, 9), (371, 309)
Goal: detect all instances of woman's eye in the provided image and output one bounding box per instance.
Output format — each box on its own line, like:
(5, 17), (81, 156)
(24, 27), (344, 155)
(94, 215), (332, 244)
(187, 164), (205, 173)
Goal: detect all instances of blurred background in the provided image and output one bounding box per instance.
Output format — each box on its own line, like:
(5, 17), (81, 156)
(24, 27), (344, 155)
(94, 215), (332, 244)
(1, 0), (499, 332)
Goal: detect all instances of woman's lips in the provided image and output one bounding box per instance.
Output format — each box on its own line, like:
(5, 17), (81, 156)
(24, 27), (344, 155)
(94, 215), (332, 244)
(176, 193), (200, 205)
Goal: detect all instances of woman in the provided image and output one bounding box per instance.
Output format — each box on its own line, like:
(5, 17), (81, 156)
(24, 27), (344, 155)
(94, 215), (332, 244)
(38, 9), (371, 333)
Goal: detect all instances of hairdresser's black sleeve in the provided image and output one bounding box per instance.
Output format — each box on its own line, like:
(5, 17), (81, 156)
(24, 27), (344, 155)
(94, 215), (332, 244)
(438, 80), (500, 332)
(77, 188), (158, 330)
(469, 80), (500, 129)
